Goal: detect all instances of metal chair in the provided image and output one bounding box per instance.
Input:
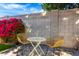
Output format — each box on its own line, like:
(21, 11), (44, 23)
(46, 37), (64, 48)
(45, 37), (64, 56)
(17, 33), (29, 44)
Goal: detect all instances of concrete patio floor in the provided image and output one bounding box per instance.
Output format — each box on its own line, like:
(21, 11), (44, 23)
(0, 44), (79, 56)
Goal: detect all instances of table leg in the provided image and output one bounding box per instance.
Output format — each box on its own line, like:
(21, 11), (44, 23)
(29, 41), (40, 56)
(38, 45), (45, 55)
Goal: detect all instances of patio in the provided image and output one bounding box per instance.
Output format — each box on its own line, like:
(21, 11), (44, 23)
(0, 8), (79, 56)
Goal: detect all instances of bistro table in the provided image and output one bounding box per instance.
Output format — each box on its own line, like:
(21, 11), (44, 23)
(27, 37), (46, 56)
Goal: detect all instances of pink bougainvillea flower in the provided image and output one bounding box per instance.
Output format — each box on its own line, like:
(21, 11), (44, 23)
(0, 18), (25, 37)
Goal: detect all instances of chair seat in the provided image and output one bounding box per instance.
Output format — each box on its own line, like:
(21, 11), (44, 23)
(47, 37), (64, 48)
(51, 39), (64, 48)
(17, 33), (29, 44)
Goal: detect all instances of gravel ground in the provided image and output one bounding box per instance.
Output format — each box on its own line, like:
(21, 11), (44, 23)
(0, 44), (79, 56)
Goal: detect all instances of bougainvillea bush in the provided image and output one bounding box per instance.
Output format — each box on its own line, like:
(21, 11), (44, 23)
(0, 18), (25, 44)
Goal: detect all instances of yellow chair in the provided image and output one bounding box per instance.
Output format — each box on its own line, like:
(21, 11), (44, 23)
(17, 33), (29, 44)
(47, 37), (64, 48)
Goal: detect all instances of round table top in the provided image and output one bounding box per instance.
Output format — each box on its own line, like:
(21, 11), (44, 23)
(27, 37), (46, 42)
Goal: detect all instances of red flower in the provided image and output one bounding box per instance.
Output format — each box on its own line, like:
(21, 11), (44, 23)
(0, 18), (25, 37)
